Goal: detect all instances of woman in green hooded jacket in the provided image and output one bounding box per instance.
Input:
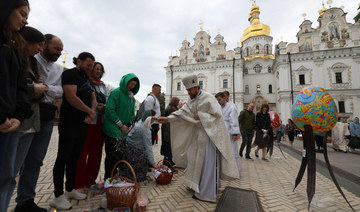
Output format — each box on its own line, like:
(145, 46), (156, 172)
(102, 73), (139, 180)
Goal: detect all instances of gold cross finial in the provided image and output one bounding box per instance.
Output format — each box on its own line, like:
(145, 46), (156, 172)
(217, 28), (221, 34)
(251, 0), (256, 6)
(207, 29), (210, 33)
(199, 21), (204, 31)
(185, 33), (187, 40)
(62, 50), (68, 68)
(302, 13), (307, 20)
(326, 0), (332, 8)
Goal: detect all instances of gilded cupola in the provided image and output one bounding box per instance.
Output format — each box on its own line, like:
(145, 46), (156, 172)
(240, 3), (271, 45)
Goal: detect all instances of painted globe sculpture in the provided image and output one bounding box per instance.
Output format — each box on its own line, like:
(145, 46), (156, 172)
(292, 86), (338, 134)
(269, 111), (281, 130)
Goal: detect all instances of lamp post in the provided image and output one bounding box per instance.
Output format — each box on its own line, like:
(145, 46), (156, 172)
(287, 52), (294, 105)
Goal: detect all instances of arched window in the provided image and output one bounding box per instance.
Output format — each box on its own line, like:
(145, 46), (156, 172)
(268, 84), (272, 93)
(256, 45), (259, 54)
(246, 48), (249, 57)
(254, 64), (262, 73)
(245, 85), (249, 94)
(266, 45), (269, 54)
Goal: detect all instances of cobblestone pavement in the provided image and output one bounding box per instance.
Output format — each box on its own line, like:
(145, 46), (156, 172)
(7, 127), (360, 212)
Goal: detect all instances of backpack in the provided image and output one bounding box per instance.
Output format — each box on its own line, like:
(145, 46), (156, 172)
(134, 94), (156, 122)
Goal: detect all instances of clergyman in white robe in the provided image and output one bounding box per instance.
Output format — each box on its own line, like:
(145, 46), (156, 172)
(166, 91), (239, 203)
(331, 121), (350, 152)
(220, 102), (241, 171)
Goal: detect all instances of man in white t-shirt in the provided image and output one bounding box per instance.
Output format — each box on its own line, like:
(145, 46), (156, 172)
(144, 84), (161, 145)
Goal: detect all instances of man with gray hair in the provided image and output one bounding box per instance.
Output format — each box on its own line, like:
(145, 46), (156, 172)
(158, 75), (239, 203)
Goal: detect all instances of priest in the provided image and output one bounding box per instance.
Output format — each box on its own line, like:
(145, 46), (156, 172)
(158, 75), (239, 203)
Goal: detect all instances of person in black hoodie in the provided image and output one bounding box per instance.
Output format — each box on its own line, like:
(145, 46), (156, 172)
(0, 0), (32, 211)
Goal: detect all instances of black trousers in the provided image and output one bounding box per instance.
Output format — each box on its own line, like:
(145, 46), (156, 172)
(104, 136), (123, 181)
(151, 124), (159, 145)
(239, 130), (254, 157)
(53, 122), (88, 197)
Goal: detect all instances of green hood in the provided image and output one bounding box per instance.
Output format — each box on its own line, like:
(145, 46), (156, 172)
(119, 73), (139, 95)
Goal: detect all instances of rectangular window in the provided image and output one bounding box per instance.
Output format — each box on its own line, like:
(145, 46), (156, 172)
(199, 81), (203, 89)
(335, 72), (342, 83)
(177, 82), (181, 91)
(338, 101), (345, 113)
(245, 85), (249, 94)
(223, 79), (228, 89)
(299, 74), (305, 85)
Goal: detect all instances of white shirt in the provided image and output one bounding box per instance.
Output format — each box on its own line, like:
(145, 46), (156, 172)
(144, 94), (160, 124)
(35, 54), (63, 104)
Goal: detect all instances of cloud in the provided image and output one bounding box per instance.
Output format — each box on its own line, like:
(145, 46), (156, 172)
(27, 0), (358, 101)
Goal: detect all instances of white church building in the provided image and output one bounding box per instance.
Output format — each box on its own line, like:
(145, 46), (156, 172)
(164, 3), (360, 122)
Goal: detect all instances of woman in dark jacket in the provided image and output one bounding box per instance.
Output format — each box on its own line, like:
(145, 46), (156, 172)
(161, 97), (180, 165)
(286, 118), (296, 148)
(3, 26), (47, 212)
(0, 0), (33, 211)
(254, 104), (271, 161)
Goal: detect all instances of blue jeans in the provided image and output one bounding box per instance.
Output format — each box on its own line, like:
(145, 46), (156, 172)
(16, 120), (54, 205)
(5, 133), (35, 208)
(0, 132), (10, 174)
(0, 131), (19, 212)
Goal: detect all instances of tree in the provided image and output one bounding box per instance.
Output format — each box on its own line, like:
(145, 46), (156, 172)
(158, 92), (166, 116)
(104, 83), (115, 96)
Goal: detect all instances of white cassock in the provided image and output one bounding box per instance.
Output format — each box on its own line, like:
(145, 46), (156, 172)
(331, 122), (350, 152)
(168, 91), (239, 203)
(220, 102), (241, 171)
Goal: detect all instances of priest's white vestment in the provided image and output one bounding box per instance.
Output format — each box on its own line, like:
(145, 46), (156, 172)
(220, 102), (241, 171)
(168, 91), (239, 202)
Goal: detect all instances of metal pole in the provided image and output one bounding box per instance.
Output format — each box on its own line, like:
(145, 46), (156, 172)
(232, 58), (236, 103)
(287, 52), (294, 105)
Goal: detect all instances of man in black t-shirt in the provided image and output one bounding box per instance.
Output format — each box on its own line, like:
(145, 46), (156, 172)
(50, 52), (96, 210)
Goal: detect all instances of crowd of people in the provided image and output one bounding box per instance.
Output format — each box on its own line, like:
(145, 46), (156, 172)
(1, 1), (359, 211)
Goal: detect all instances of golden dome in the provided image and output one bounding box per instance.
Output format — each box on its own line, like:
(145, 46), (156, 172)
(318, 3), (328, 16)
(240, 4), (271, 45)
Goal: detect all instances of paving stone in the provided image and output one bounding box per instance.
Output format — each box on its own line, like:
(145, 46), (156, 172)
(6, 127), (360, 212)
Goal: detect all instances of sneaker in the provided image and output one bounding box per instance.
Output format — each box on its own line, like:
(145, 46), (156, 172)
(15, 200), (47, 212)
(245, 156), (253, 160)
(65, 189), (87, 200)
(262, 157), (269, 162)
(50, 194), (72, 210)
(254, 150), (259, 158)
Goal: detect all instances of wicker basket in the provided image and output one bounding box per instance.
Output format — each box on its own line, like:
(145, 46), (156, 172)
(106, 160), (139, 210)
(155, 160), (173, 185)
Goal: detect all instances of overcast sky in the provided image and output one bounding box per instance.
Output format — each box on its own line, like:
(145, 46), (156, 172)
(27, 0), (358, 101)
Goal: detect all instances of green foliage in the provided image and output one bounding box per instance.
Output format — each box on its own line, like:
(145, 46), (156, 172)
(159, 92), (166, 116)
(355, 6), (360, 23)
